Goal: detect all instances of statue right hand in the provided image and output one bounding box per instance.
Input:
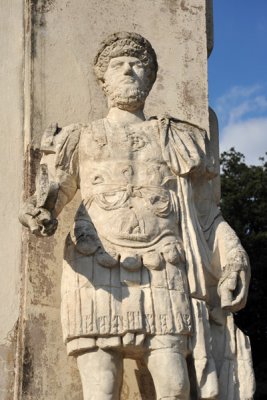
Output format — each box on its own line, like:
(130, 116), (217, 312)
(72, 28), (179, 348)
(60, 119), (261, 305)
(35, 208), (58, 236)
(19, 198), (58, 237)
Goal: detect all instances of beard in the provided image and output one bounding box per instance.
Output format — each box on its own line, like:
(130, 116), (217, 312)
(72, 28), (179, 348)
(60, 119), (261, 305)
(103, 83), (149, 111)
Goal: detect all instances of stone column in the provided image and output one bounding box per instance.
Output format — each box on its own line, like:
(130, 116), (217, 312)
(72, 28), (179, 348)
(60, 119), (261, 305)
(0, 1), (214, 398)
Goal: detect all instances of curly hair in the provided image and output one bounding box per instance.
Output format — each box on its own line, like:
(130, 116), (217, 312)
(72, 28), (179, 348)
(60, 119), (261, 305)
(94, 32), (158, 89)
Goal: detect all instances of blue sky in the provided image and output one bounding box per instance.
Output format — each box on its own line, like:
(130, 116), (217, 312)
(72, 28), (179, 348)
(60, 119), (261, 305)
(208, 0), (267, 165)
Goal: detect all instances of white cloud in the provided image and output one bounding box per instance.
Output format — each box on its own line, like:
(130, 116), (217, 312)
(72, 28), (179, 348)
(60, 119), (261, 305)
(216, 84), (267, 125)
(214, 84), (267, 164)
(220, 118), (267, 165)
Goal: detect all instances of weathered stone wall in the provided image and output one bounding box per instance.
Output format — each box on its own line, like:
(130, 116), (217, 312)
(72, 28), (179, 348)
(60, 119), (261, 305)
(0, 1), (24, 398)
(29, 0), (210, 142)
(0, 1), (214, 398)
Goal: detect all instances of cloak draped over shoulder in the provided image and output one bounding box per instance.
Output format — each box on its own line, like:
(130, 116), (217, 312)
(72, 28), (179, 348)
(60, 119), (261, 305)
(159, 116), (219, 299)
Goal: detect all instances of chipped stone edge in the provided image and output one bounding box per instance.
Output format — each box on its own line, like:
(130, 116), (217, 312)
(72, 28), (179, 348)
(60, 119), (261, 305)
(206, 0), (214, 57)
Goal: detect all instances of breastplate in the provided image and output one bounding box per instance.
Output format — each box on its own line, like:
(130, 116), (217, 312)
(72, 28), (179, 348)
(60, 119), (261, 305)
(78, 118), (179, 250)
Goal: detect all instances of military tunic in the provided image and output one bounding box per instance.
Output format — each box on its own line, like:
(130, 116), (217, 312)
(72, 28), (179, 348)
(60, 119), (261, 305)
(59, 119), (192, 349)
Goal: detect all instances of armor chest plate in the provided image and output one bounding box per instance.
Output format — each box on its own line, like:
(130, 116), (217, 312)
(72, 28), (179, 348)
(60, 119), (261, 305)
(79, 119), (171, 188)
(78, 119), (179, 248)
(80, 118), (164, 160)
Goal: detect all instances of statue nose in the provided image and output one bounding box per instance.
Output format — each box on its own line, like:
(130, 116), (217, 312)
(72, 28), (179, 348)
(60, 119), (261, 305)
(123, 63), (132, 75)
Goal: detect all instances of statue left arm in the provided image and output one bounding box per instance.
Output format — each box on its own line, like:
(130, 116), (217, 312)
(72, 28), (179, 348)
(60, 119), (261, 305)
(159, 116), (250, 310)
(208, 216), (250, 312)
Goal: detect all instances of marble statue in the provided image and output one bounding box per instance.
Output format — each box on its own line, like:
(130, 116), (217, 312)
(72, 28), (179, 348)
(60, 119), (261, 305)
(19, 32), (255, 399)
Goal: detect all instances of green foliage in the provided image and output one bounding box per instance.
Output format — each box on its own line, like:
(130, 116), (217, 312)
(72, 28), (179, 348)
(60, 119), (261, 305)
(220, 148), (267, 398)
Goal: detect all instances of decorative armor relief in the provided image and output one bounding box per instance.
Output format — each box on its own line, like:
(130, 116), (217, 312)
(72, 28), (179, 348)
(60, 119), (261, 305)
(60, 118), (192, 342)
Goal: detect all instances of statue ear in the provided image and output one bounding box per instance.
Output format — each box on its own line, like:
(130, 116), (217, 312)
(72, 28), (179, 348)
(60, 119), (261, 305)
(99, 79), (105, 88)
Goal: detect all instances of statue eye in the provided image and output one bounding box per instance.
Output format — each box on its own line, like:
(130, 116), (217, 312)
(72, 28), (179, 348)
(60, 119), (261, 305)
(133, 60), (144, 69)
(92, 175), (104, 184)
(110, 60), (123, 69)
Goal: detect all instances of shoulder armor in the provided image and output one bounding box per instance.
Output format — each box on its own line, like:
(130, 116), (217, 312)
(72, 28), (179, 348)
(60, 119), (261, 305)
(40, 122), (85, 154)
(159, 115), (206, 135)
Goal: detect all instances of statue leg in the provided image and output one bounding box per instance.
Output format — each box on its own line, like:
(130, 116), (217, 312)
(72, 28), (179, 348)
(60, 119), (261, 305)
(145, 349), (190, 400)
(77, 348), (123, 400)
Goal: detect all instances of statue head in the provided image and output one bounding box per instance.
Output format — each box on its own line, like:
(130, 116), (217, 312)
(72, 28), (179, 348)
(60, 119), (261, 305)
(94, 32), (158, 111)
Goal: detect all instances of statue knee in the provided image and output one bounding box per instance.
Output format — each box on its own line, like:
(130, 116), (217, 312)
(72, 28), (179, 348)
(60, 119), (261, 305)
(146, 350), (190, 400)
(77, 349), (123, 400)
(159, 378), (190, 400)
(158, 376), (190, 400)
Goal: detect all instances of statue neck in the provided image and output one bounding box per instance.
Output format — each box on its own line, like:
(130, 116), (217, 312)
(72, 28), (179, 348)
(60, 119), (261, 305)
(106, 107), (146, 125)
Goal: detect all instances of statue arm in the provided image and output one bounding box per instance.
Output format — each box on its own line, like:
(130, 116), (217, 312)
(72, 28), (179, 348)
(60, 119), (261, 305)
(160, 117), (250, 310)
(19, 123), (81, 236)
(191, 174), (250, 312)
(208, 214), (251, 312)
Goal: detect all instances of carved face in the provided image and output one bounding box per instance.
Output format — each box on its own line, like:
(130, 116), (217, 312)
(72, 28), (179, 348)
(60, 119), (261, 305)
(104, 56), (146, 89)
(102, 56), (151, 111)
